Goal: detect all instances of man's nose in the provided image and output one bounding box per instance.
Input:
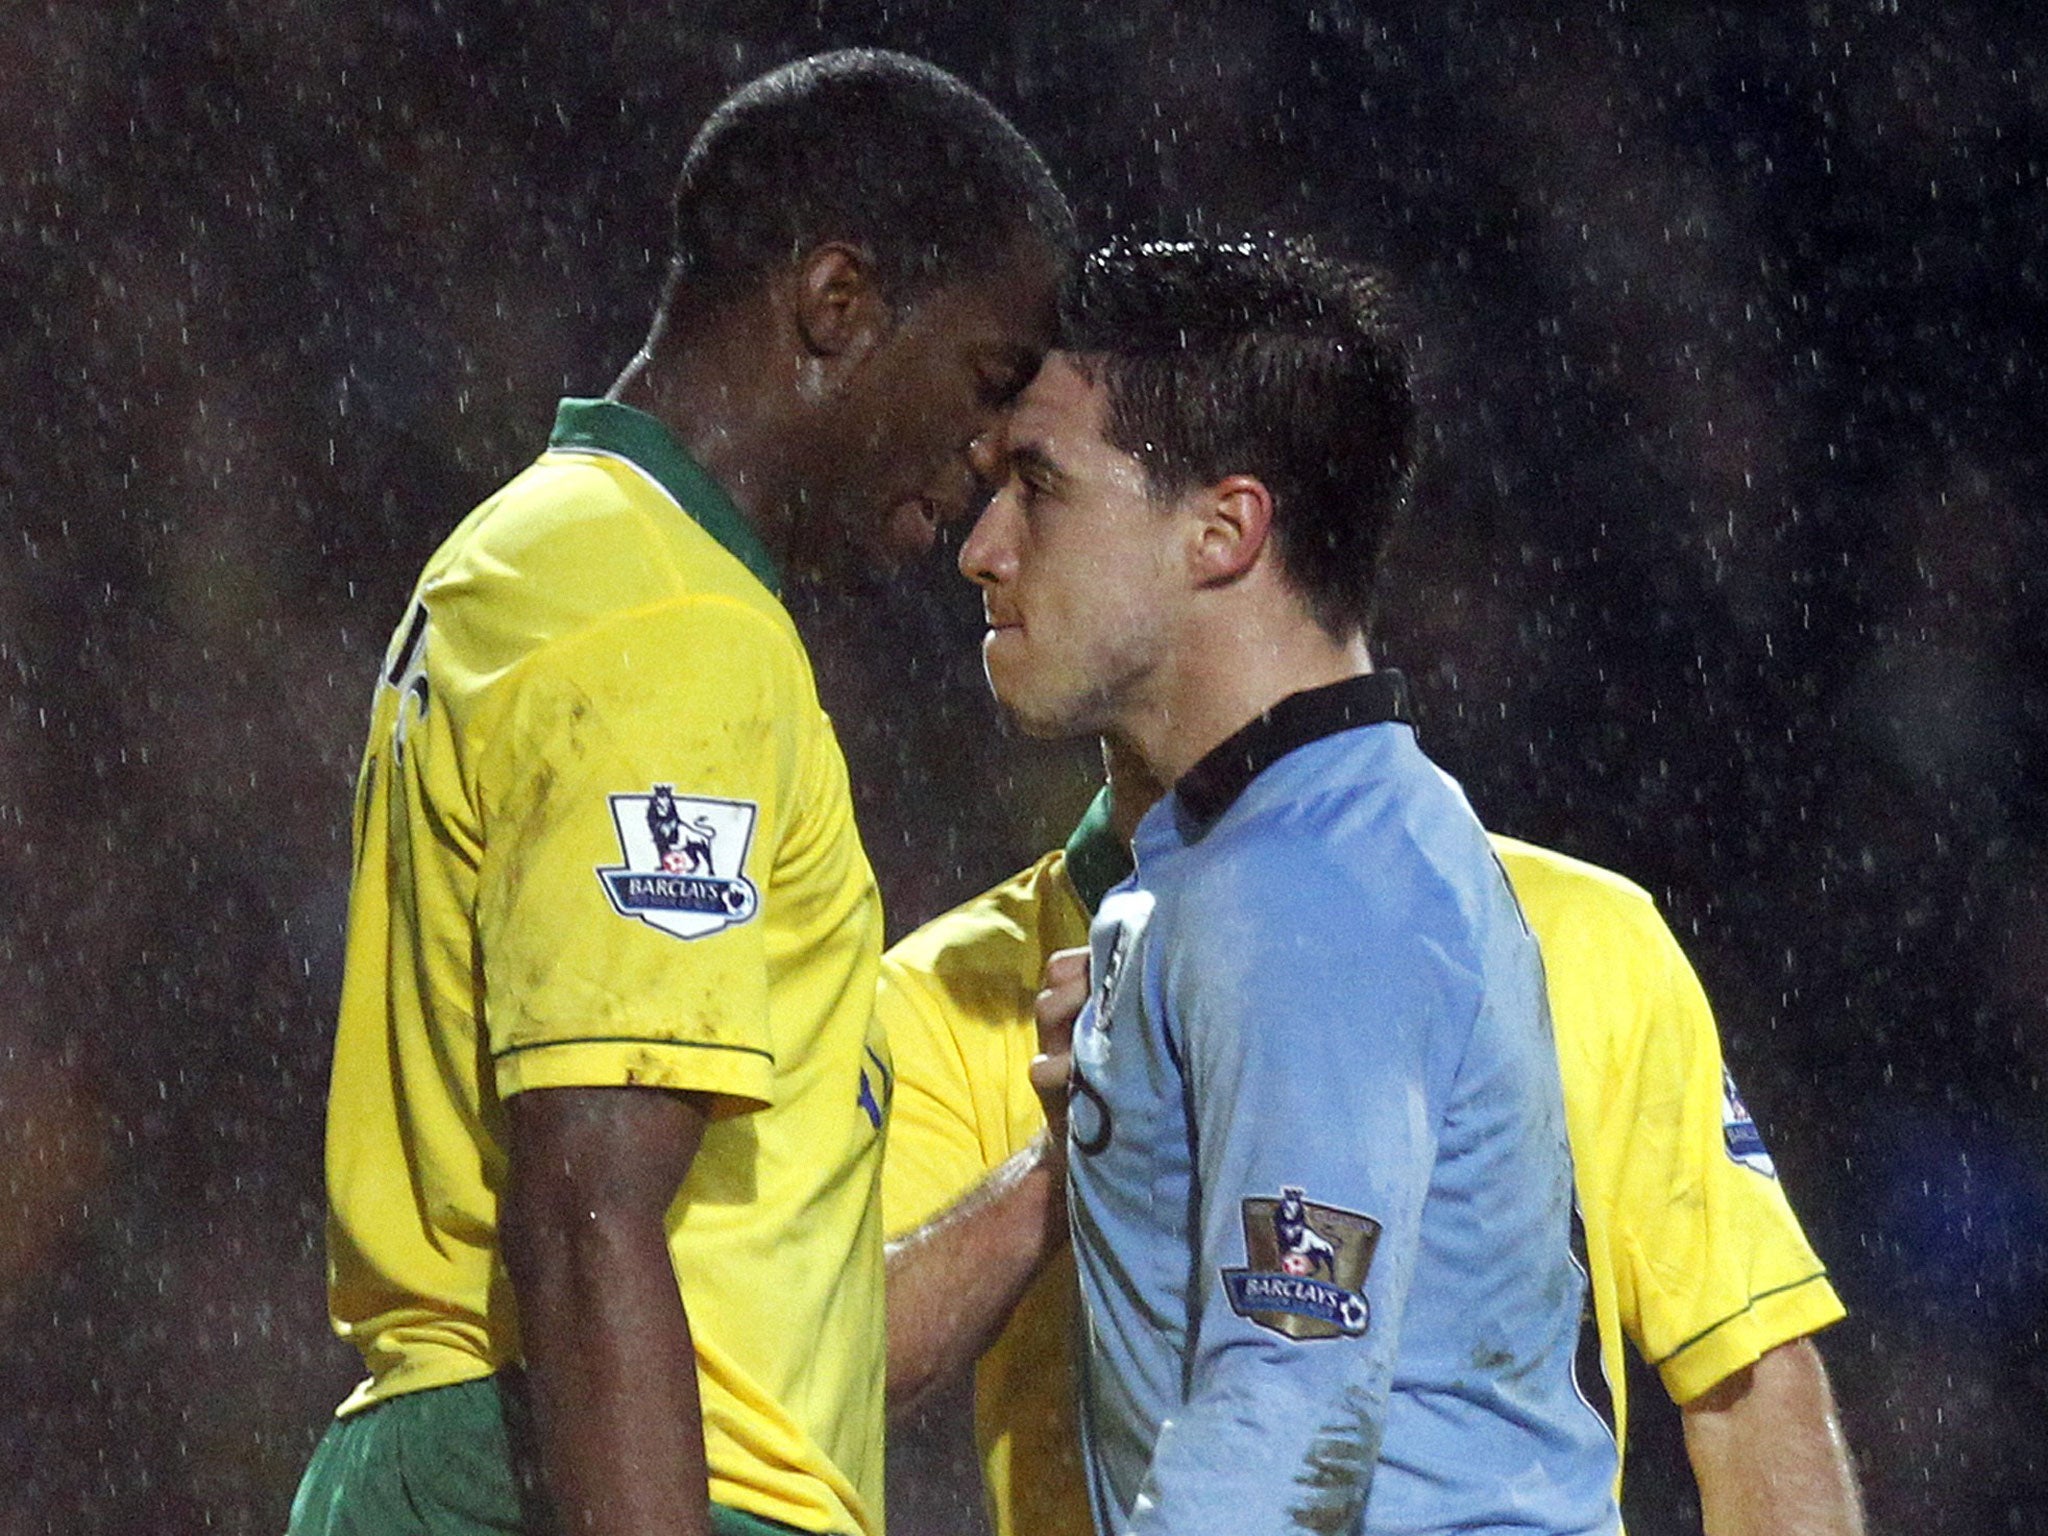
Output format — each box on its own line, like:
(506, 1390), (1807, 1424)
(957, 488), (1016, 588)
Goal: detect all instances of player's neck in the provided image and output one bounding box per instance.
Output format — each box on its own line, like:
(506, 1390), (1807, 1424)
(1101, 737), (1165, 844)
(609, 308), (810, 561)
(1121, 608), (1373, 793)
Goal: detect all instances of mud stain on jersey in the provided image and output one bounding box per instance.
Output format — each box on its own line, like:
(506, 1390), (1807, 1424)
(1288, 1387), (1380, 1536)
(1471, 1341), (1517, 1373)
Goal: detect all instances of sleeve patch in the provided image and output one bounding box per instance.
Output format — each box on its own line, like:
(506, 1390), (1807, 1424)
(1721, 1066), (1779, 1177)
(596, 784), (761, 940)
(1222, 1188), (1380, 1341)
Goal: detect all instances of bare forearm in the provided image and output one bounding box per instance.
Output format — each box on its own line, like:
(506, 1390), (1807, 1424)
(1682, 1338), (1864, 1536)
(885, 1130), (1066, 1412)
(508, 1218), (709, 1536)
(504, 1085), (712, 1536)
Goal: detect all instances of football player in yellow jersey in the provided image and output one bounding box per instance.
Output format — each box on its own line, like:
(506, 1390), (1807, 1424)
(880, 766), (1866, 1536)
(289, 51), (1074, 1536)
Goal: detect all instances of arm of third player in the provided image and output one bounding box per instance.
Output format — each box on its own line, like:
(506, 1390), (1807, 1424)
(885, 948), (1087, 1411)
(1682, 1337), (1866, 1536)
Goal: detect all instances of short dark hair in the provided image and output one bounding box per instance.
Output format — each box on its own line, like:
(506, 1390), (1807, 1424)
(1060, 238), (1416, 640)
(667, 50), (1075, 310)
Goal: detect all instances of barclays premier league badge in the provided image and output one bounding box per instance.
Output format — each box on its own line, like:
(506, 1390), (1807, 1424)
(597, 784), (760, 940)
(1222, 1187), (1379, 1341)
(1721, 1067), (1778, 1177)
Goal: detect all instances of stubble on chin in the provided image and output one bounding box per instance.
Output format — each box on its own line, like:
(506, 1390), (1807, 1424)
(985, 662), (1117, 745)
(988, 619), (1168, 746)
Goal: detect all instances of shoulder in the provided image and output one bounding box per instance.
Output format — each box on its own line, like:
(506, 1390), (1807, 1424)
(1490, 835), (1687, 980)
(429, 449), (800, 678)
(1160, 747), (1506, 1002)
(1491, 835), (1657, 920)
(879, 851), (1087, 1033)
(1188, 732), (1496, 938)
(1490, 837), (1715, 1100)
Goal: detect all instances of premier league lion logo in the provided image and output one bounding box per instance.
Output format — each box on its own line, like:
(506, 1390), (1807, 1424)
(1222, 1188), (1380, 1341)
(1273, 1186), (1341, 1279)
(598, 786), (760, 940)
(1721, 1067), (1779, 1177)
(647, 785), (718, 876)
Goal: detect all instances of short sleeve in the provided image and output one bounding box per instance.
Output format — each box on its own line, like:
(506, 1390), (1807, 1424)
(474, 596), (799, 1111)
(1612, 922), (1846, 1403)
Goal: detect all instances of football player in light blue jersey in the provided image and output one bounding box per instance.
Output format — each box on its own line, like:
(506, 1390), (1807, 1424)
(948, 239), (1620, 1535)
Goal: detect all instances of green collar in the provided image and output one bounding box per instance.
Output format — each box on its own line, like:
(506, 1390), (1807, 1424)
(1062, 785), (1135, 918)
(549, 398), (780, 594)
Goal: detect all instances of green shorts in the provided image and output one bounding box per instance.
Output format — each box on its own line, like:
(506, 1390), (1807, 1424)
(288, 1374), (816, 1536)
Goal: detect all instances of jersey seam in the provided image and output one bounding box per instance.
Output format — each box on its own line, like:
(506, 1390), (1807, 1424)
(492, 1035), (775, 1063)
(1648, 1268), (1833, 1367)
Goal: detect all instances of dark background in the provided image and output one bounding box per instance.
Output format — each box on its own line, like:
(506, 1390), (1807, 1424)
(3, 1), (2044, 1531)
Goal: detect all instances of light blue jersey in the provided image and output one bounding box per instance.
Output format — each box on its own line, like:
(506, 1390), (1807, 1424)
(1067, 674), (1619, 1536)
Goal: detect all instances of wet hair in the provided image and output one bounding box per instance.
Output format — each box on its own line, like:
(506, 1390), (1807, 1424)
(664, 49), (1075, 312)
(1059, 238), (1416, 641)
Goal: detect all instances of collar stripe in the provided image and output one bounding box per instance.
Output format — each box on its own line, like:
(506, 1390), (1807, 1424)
(1063, 786), (1132, 917)
(1175, 671), (1414, 826)
(548, 398), (780, 594)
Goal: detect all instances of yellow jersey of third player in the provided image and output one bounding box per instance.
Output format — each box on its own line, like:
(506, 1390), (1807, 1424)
(326, 398), (889, 1536)
(878, 795), (1845, 1536)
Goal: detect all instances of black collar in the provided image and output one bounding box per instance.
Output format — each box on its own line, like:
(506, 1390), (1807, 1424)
(1174, 671), (1412, 826)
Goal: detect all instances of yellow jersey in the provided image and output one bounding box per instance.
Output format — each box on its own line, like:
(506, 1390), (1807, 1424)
(878, 799), (1844, 1536)
(325, 398), (889, 1536)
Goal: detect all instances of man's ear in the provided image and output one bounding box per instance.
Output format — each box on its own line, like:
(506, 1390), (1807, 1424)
(1187, 474), (1275, 587)
(790, 242), (893, 381)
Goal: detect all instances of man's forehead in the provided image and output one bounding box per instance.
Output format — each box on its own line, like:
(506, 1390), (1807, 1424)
(1006, 353), (1155, 506)
(1011, 352), (1106, 441)
(944, 244), (1062, 341)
